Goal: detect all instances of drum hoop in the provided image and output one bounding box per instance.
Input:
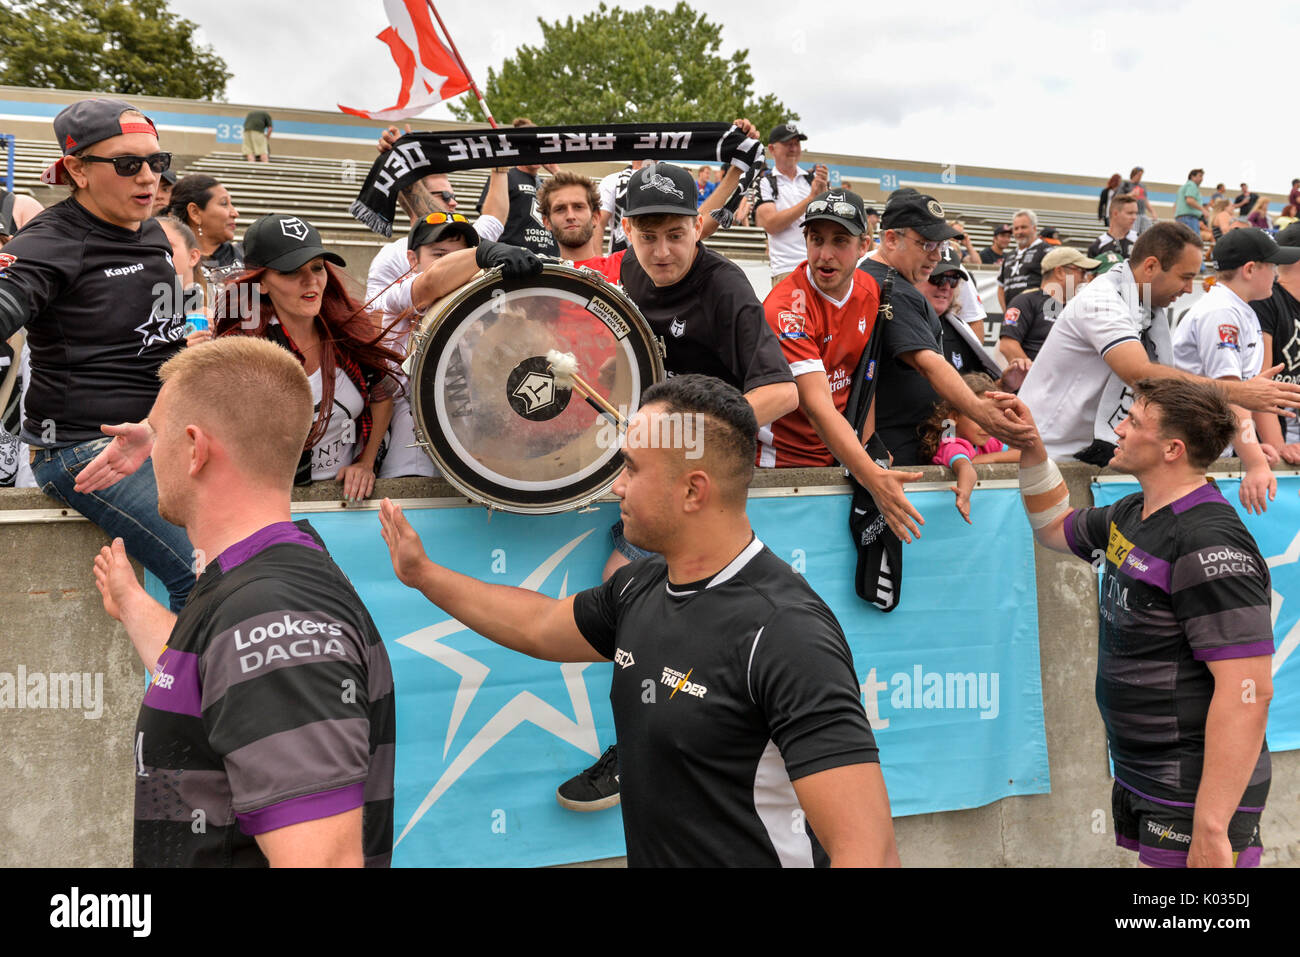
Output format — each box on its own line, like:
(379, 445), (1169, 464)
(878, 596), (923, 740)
(409, 262), (663, 514)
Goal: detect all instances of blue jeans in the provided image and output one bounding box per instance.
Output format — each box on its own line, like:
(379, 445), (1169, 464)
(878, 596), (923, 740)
(1177, 214), (1202, 233)
(32, 437), (196, 612)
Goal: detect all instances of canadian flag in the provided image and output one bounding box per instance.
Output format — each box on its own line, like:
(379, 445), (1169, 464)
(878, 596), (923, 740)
(339, 0), (471, 121)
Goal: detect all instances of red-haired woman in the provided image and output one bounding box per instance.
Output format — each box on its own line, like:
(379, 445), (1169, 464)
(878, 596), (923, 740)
(216, 214), (402, 501)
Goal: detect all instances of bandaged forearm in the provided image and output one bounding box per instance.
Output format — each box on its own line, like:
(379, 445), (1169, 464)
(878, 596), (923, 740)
(1019, 459), (1070, 530)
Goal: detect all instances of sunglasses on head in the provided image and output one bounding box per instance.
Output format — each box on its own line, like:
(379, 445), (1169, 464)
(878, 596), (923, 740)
(422, 211), (468, 226)
(76, 152), (172, 176)
(928, 274), (961, 288)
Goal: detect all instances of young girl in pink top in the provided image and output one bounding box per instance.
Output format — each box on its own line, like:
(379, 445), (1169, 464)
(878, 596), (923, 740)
(917, 372), (1020, 523)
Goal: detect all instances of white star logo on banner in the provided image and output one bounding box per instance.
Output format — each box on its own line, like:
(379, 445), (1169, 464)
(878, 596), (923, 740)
(1265, 528), (1300, 677)
(393, 528), (601, 846)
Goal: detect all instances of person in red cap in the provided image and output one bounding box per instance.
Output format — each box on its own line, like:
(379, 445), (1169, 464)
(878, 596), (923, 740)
(1, 97), (198, 611)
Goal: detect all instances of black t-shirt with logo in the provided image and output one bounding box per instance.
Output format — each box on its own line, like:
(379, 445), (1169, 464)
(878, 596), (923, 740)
(0, 198), (185, 446)
(978, 245), (1004, 265)
(478, 168), (558, 256)
(1251, 280), (1300, 439)
(1087, 232), (1134, 259)
(997, 238), (1049, 304)
(1000, 287), (1059, 360)
(858, 257), (943, 465)
(572, 537), (880, 867)
(619, 242), (793, 392)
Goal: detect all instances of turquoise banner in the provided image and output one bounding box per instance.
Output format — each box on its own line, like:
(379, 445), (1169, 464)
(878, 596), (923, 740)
(1092, 476), (1300, 752)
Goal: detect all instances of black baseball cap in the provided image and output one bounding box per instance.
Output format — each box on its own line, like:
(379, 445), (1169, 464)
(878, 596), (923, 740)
(1275, 222), (1300, 248)
(1211, 228), (1300, 270)
(768, 122), (807, 144)
(624, 162), (698, 217)
(408, 213), (479, 251)
(803, 190), (868, 236)
(993, 223), (1013, 236)
(930, 244), (967, 279)
(41, 97), (158, 185)
(864, 206), (880, 217)
(243, 214), (346, 272)
(881, 193), (962, 242)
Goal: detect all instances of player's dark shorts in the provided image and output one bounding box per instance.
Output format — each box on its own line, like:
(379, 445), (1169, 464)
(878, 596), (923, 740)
(610, 519), (654, 562)
(1112, 779), (1264, 867)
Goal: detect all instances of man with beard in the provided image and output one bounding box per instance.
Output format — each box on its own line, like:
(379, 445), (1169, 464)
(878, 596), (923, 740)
(538, 171), (604, 261)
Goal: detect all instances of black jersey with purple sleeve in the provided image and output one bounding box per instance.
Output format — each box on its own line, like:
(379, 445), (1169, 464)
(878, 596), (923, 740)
(133, 521), (394, 867)
(571, 537), (879, 867)
(1062, 481), (1272, 808)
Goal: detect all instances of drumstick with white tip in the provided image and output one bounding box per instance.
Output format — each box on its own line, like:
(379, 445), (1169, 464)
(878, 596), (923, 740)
(547, 349), (626, 430)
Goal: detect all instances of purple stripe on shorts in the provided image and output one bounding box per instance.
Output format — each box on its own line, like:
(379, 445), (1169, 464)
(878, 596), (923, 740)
(1115, 833), (1139, 851)
(143, 648), (202, 717)
(1119, 546), (1171, 592)
(218, 521), (322, 573)
(1171, 482), (1226, 515)
(236, 781), (365, 835)
(1193, 640), (1275, 661)
(1138, 844), (1187, 868)
(1117, 776), (1265, 813)
(1235, 846), (1262, 868)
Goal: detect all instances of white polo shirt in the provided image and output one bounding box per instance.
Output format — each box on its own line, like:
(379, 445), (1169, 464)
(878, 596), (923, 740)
(1172, 281), (1264, 382)
(1019, 262), (1162, 459)
(757, 166), (812, 276)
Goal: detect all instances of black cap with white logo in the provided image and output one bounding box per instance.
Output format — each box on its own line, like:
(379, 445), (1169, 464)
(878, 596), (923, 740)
(804, 190), (868, 236)
(767, 122), (807, 144)
(624, 162), (699, 218)
(930, 244), (968, 278)
(243, 214), (347, 272)
(1211, 228), (1300, 270)
(880, 193), (962, 242)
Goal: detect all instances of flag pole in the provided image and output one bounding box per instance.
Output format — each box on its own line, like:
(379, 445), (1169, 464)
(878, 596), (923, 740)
(425, 1), (498, 129)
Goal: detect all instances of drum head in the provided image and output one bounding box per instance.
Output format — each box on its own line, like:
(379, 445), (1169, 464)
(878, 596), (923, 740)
(410, 263), (663, 514)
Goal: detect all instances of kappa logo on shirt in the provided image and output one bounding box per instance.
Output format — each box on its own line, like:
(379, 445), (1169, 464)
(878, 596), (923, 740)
(103, 263), (145, 278)
(661, 666), (707, 699)
(1217, 324), (1240, 351)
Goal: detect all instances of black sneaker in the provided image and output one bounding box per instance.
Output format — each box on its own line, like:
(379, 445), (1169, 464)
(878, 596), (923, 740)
(556, 744), (620, 811)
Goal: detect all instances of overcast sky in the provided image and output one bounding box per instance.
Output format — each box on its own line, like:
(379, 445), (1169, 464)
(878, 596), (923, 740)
(170, 0), (1299, 192)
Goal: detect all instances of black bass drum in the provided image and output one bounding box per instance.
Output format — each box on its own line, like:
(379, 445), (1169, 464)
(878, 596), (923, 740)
(408, 263), (664, 513)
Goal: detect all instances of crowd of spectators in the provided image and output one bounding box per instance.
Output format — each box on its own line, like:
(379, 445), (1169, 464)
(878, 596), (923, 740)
(3, 105), (1298, 521)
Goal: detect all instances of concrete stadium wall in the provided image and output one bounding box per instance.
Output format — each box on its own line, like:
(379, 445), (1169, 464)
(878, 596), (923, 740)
(1, 461), (1295, 868)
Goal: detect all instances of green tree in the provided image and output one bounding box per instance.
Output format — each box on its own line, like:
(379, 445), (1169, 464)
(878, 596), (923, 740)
(449, 2), (795, 133)
(0, 0), (231, 101)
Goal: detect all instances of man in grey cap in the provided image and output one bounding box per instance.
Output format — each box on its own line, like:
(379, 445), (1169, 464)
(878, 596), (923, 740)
(999, 246), (1099, 366)
(755, 122), (828, 285)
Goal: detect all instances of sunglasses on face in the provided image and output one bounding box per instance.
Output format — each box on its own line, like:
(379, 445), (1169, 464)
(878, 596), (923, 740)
(76, 152), (172, 176)
(430, 190), (456, 204)
(422, 211), (468, 225)
(928, 275), (961, 288)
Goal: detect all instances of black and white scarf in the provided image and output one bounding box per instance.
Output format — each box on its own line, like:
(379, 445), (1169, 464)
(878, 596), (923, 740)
(349, 122), (763, 237)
